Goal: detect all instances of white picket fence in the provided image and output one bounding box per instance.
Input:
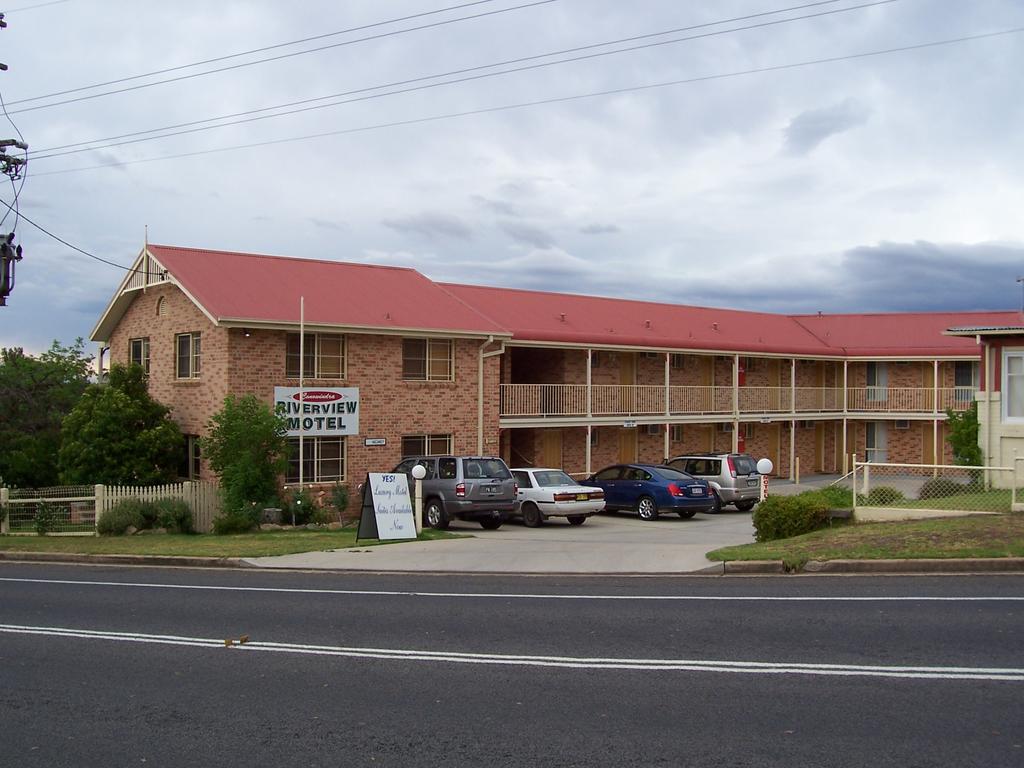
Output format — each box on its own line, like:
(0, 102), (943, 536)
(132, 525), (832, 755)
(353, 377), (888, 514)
(1, 481), (222, 535)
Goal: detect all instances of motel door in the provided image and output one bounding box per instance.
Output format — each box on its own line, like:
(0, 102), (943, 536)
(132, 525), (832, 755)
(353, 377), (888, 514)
(618, 428), (638, 463)
(541, 430), (563, 468)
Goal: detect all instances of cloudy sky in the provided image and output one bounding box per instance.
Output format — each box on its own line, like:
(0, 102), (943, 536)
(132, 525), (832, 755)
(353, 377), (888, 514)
(1, 0), (1022, 353)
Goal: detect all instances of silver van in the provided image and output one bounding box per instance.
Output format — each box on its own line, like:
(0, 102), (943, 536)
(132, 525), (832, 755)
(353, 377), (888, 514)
(666, 453), (761, 513)
(392, 455), (517, 530)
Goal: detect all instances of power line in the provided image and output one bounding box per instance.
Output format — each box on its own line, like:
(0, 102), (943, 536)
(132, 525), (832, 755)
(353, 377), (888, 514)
(0, 196), (160, 275)
(3, 0), (72, 13)
(31, 27), (1024, 178)
(7, 0), (558, 115)
(33, 0), (860, 157)
(7, 0), (502, 106)
(31, 0), (898, 161)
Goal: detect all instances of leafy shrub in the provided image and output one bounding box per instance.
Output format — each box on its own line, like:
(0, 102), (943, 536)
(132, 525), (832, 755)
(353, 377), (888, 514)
(97, 498), (147, 536)
(153, 498), (193, 534)
(864, 486), (906, 505)
(752, 491), (832, 542)
(815, 485), (854, 509)
(919, 477), (968, 500)
(33, 501), (59, 535)
(330, 483), (350, 517)
(309, 506), (333, 526)
(283, 486), (315, 526)
(212, 506), (260, 535)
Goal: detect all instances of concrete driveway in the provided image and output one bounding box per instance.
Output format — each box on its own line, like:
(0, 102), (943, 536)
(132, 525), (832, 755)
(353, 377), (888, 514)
(244, 509), (756, 574)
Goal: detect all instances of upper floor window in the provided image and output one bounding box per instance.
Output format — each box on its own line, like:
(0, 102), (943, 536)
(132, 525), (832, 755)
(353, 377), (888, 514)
(129, 337), (150, 373)
(286, 333), (345, 379)
(175, 332), (201, 379)
(403, 338), (453, 381)
(866, 362), (888, 402)
(1003, 350), (1024, 422)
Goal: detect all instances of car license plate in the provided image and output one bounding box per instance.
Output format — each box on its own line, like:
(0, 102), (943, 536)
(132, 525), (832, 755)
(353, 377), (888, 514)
(485, 486), (497, 494)
(691, 488), (704, 495)
(747, 479), (758, 487)
(575, 494), (588, 501)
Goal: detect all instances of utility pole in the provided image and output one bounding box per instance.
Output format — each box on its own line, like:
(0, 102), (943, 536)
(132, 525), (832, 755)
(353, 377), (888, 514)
(0, 11), (28, 306)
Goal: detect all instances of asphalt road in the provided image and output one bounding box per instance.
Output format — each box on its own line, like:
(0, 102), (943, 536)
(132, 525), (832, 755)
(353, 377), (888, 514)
(1, 563), (1022, 768)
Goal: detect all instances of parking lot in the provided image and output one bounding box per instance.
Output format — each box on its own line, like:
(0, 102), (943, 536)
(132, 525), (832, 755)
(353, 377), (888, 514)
(246, 508), (757, 574)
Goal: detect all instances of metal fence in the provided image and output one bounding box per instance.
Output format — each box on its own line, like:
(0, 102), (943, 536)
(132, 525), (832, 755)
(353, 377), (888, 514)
(1, 481), (222, 536)
(850, 461), (1020, 521)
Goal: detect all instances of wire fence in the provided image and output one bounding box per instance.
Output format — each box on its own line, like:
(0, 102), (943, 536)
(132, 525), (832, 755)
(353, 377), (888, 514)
(850, 461), (1019, 520)
(1, 482), (221, 535)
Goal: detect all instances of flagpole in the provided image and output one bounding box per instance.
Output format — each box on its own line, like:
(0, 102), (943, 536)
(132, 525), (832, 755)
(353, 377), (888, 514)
(298, 295), (305, 489)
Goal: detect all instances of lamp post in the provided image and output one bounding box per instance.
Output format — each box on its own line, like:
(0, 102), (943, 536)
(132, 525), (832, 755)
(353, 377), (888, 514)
(411, 464), (426, 536)
(756, 457), (774, 502)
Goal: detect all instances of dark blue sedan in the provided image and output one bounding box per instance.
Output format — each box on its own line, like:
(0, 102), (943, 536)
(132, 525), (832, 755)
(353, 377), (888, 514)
(581, 463), (716, 520)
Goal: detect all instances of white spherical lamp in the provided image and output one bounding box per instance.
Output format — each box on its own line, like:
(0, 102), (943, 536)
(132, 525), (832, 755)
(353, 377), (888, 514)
(756, 457), (774, 475)
(411, 464), (427, 480)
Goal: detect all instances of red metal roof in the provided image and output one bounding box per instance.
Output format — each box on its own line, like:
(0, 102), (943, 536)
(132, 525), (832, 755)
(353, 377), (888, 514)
(146, 244), (509, 336)
(790, 311), (1022, 357)
(443, 283), (834, 355)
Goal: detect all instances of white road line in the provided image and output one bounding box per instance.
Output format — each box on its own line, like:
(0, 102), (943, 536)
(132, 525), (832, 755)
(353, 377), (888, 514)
(1, 623), (1021, 681)
(0, 576), (1021, 601)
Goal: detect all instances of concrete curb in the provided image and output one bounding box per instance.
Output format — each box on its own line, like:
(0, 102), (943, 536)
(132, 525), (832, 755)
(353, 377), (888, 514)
(800, 557), (1024, 574)
(721, 560), (786, 574)
(0, 551), (245, 569)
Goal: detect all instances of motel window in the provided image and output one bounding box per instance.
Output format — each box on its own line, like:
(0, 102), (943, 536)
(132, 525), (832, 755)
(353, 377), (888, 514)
(866, 362), (888, 402)
(129, 337), (150, 373)
(286, 436), (346, 483)
(401, 434), (453, 457)
(670, 354), (686, 370)
(175, 332), (201, 379)
(286, 333), (345, 379)
(402, 338), (453, 381)
(1003, 351), (1024, 422)
(670, 425), (684, 442)
(179, 435), (201, 480)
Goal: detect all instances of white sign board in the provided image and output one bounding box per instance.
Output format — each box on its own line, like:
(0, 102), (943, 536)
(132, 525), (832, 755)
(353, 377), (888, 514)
(367, 473), (417, 540)
(274, 387), (360, 436)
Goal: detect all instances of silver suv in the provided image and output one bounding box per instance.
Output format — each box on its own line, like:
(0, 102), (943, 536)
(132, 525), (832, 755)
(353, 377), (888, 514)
(392, 455), (517, 530)
(666, 453), (760, 513)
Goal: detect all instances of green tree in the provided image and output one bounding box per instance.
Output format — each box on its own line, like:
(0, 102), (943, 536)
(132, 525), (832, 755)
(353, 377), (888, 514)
(201, 394), (288, 513)
(58, 363), (183, 484)
(0, 339), (93, 487)
(945, 402), (982, 467)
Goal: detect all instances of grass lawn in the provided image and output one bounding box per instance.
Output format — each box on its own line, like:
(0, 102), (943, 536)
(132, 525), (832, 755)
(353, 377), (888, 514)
(708, 513), (1024, 569)
(0, 527), (464, 558)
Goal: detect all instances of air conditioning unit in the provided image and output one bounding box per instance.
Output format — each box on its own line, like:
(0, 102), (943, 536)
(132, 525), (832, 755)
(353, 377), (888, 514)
(895, 419), (911, 430)
(799, 420), (815, 430)
(641, 352), (660, 359)
(719, 422), (733, 433)
(644, 424), (662, 436)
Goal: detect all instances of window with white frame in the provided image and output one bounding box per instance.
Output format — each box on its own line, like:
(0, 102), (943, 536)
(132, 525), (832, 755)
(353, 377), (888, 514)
(286, 333), (345, 379)
(403, 338), (453, 381)
(865, 422), (888, 462)
(1003, 350), (1024, 422)
(670, 354), (687, 369)
(180, 435), (201, 479)
(286, 436), (346, 483)
(866, 362), (888, 402)
(129, 337), (150, 373)
(175, 332), (201, 379)
(670, 424), (684, 442)
(401, 433), (452, 457)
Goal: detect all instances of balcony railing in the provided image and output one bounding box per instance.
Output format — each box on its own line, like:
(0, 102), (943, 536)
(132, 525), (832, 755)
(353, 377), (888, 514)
(499, 384), (977, 419)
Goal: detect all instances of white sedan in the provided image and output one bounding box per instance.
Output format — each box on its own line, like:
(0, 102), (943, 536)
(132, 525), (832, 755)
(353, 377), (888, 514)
(510, 468), (606, 527)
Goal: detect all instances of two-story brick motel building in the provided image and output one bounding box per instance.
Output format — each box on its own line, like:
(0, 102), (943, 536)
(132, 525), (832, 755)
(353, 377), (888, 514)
(91, 244), (1018, 495)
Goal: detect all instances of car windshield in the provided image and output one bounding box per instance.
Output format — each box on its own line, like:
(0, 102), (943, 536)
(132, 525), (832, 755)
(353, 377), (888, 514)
(465, 458), (511, 480)
(732, 455), (758, 475)
(533, 470), (576, 487)
(653, 466), (696, 482)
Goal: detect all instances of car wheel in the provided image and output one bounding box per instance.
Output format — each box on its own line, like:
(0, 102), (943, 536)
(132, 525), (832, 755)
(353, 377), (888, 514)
(479, 517), (503, 530)
(424, 499), (450, 530)
(522, 503), (543, 528)
(709, 490), (722, 514)
(636, 496), (659, 521)
(677, 509), (697, 519)
(735, 500), (756, 512)
(567, 515), (587, 526)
